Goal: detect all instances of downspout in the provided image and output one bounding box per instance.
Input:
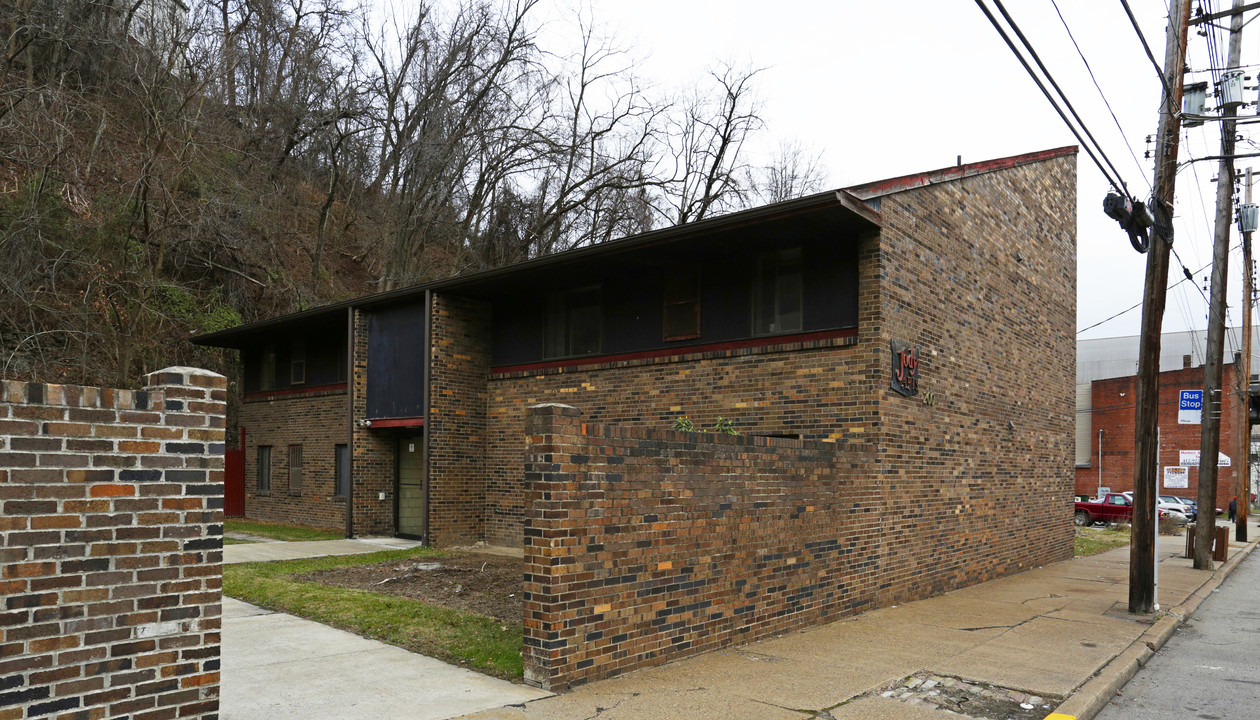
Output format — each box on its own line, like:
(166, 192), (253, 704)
(422, 289), (432, 546)
(345, 305), (355, 538)
(1097, 429), (1104, 498)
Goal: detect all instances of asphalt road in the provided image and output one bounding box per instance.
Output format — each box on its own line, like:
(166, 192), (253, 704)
(1096, 550), (1260, 720)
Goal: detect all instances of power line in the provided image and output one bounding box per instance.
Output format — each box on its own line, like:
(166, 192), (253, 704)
(973, 0), (1131, 196)
(1122, 0), (1178, 108)
(1078, 243), (1241, 334)
(1050, 0), (1152, 189)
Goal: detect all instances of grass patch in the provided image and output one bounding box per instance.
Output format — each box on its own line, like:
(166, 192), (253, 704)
(1074, 526), (1132, 557)
(224, 548), (524, 681)
(224, 519), (343, 542)
(224, 537), (258, 545)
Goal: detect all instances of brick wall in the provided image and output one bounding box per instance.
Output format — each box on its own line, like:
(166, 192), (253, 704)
(1074, 365), (1241, 510)
(351, 308), (396, 536)
(427, 294), (491, 546)
(870, 154), (1077, 604)
(483, 334), (870, 546)
(522, 404), (879, 691)
(0, 367), (224, 720)
(240, 388), (347, 532)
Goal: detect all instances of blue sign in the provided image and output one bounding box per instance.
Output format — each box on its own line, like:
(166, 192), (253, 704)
(1178, 389), (1203, 424)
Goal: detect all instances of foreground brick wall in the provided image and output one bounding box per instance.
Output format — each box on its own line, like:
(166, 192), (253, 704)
(522, 404), (879, 691)
(0, 367), (225, 720)
(240, 388), (347, 531)
(1075, 365), (1240, 509)
(870, 154), (1078, 605)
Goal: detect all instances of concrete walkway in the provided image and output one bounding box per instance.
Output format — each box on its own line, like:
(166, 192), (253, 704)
(454, 521), (1259, 720)
(221, 538), (551, 720)
(223, 536), (424, 564)
(221, 598), (550, 720)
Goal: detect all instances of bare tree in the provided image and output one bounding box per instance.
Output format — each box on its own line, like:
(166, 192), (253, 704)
(753, 140), (828, 204)
(661, 62), (764, 225)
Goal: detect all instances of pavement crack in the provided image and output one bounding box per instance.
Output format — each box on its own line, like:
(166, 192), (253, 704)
(579, 692), (639, 720)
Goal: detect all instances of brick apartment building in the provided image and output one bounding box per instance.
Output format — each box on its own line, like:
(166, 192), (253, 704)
(194, 145), (1079, 594)
(1076, 362), (1251, 509)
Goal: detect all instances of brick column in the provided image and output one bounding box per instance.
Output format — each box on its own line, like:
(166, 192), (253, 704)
(0, 366), (225, 720)
(521, 403), (586, 690)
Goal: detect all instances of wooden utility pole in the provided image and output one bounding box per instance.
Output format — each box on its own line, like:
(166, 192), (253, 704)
(1130, 0), (1192, 614)
(1238, 169), (1253, 542)
(1195, 0), (1246, 570)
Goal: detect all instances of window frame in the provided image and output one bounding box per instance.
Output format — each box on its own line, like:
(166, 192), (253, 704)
(290, 339), (306, 386)
(257, 445), (272, 494)
(259, 345), (277, 391)
(543, 286), (603, 359)
(752, 248), (804, 336)
(662, 267), (701, 342)
(334, 444), (349, 498)
(288, 444), (303, 496)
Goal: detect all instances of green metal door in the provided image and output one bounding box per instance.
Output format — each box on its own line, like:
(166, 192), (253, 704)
(397, 435), (425, 539)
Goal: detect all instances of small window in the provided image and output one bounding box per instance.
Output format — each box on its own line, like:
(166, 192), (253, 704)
(544, 287), (602, 358)
(260, 346), (277, 391)
(663, 268), (700, 341)
(334, 444), (349, 498)
(290, 339), (306, 385)
(288, 445), (303, 495)
(753, 248), (803, 335)
(257, 446), (272, 493)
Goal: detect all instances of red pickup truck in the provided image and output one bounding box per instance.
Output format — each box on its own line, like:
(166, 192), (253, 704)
(1074, 493), (1137, 526)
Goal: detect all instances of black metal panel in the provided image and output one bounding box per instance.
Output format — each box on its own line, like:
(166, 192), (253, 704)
(241, 324), (346, 393)
(366, 304), (428, 419)
(488, 233), (861, 367)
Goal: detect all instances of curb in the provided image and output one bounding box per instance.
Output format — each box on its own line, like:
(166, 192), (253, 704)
(1048, 534), (1257, 720)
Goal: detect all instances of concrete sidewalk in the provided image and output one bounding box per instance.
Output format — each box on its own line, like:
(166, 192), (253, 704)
(456, 522), (1259, 720)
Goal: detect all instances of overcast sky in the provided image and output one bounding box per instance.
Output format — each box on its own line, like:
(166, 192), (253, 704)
(531, 0), (1258, 346)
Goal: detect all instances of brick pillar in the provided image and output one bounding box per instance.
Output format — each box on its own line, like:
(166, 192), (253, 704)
(521, 403), (586, 690)
(0, 366), (225, 720)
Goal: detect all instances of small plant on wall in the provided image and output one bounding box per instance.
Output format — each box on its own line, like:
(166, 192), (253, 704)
(671, 416), (739, 435)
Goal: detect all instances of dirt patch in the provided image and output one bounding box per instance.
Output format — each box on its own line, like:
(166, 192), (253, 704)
(297, 552), (524, 622)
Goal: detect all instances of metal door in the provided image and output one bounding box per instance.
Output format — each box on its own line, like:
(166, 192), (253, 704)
(397, 434), (426, 539)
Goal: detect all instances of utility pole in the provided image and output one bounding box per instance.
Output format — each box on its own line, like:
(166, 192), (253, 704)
(1238, 168), (1254, 542)
(1195, 0), (1246, 570)
(1130, 0), (1192, 614)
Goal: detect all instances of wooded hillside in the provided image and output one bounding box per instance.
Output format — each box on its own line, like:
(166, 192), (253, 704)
(0, 0), (826, 387)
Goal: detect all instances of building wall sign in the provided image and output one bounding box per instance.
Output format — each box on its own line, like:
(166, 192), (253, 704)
(1178, 389), (1203, 424)
(1178, 449), (1230, 467)
(1164, 466), (1189, 489)
(890, 341), (919, 397)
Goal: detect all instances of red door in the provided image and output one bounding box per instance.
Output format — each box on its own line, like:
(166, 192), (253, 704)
(225, 428), (245, 517)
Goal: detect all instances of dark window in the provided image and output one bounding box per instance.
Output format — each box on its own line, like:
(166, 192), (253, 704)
(257, 446), (272, 493)
(290, 339), (306, 385)
(753, 248), (803, 335)
(334, 444), (349, 498)
(260, 346), (277, 391)
(288, 445), (303, 495)
(545, 287), (602, 358)
(663, 268), (701, 341)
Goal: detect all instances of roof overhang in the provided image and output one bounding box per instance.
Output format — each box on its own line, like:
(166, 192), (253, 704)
(193, 188), (880, 348)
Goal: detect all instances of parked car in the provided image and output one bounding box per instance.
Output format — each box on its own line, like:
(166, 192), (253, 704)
(1123, 492), (1190, 524)
(1158, 495), (1196, 521)
(1075, 493), (1182, 527)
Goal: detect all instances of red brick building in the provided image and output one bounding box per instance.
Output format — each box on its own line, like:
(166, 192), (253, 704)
(1076, 364), (1245, 510)
(195, 146), (1079, 608)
